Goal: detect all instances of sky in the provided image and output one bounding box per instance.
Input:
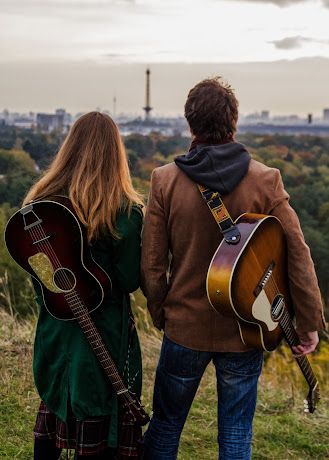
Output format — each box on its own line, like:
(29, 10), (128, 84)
(1, 0), (329, 117)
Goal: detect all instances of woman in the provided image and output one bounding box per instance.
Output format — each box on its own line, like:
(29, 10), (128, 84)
(23, 112), (145, 459)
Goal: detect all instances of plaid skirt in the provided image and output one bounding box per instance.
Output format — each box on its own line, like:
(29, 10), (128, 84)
(34, 401), (144, 458)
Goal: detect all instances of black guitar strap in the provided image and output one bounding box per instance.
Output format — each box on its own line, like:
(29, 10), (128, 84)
(197, 184), (241, 245)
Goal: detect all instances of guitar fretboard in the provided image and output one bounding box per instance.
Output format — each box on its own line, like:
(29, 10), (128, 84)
(279, 308), (318, 390)
(64, 290), (128, 395)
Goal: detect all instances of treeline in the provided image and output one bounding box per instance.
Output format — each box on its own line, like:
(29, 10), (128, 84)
(237, 133), (329, 315)
(0, 126), (65, 169)
(0, 128), (328, 323)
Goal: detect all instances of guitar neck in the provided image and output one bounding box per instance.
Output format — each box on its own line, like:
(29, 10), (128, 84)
(64, 290), (150, 425)
(64, 290), (127, 395)
(279, 308), (318, 390)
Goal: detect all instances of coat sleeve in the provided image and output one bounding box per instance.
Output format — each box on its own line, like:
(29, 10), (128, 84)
(140, 169), (169, 330)
(112, 206), (143, 293)
(269, 170), (326, 332)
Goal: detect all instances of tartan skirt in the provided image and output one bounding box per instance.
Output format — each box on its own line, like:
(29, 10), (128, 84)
(34, 401), (144, 458)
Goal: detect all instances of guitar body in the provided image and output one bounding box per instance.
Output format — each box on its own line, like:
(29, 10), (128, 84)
(5, 196), (111, 320)
(207, 213), (293, 351)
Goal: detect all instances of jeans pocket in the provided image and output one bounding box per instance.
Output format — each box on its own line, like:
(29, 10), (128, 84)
(223, 349), (263, 376)
(160, 335), (201, 378)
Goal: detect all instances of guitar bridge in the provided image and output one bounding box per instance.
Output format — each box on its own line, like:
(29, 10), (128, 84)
(253, 260), (275, 297)
(30, 232), (56, 246)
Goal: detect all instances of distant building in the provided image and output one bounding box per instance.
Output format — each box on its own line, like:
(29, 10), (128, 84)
(56, 109), (65, 117)
(37, 113), (63, 131)
(261, 111), (269, 120)
(323, 109), (329, 121)
(36, 109), (70, 132)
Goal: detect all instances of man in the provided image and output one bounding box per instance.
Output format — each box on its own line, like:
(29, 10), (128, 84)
(140, 77), (326, 460)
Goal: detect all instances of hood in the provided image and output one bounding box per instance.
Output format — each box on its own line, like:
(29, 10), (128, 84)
(174, 141), (251, 194)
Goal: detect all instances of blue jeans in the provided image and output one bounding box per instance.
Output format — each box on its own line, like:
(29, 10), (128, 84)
(143, 335), (263, 460)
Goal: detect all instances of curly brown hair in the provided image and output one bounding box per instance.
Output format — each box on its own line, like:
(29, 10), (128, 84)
(184, 77), (239, 141)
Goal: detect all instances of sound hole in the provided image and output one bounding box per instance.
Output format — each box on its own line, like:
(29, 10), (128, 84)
(53, 268), (76, 292)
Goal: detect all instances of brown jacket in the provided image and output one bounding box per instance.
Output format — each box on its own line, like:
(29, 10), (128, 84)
(141, 159), (326, 352)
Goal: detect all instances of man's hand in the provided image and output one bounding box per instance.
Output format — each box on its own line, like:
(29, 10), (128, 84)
(292, 330), (319, 358)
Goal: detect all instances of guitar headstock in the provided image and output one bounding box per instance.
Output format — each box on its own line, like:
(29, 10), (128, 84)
(304, 383), (320, 413)
(120, 391), (150, 426)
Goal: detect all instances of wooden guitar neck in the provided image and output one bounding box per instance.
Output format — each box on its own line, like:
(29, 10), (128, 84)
(64, 289), (150, 426)
(273, 303), (320, 413)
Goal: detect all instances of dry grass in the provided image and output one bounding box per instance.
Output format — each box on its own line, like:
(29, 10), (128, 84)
(0, 291), (328, 459)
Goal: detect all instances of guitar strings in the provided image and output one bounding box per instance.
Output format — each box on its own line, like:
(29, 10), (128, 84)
(265, 266), (317, 387)
(28, 215), (128, 394)
(30, 221), (128, 393)
(29, 223), (70, 288)
(246, 243), (317, 389)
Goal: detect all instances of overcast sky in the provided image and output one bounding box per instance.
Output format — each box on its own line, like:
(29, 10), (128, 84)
(1, 0), (329, 116)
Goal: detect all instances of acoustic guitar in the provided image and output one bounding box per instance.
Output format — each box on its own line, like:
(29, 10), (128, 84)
(5, 196), (150, 425)
(207, 213), (320, 413)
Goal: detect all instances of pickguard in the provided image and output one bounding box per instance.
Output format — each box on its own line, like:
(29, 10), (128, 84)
(252, 290), (278, 332)
(28, 252), (62, 293)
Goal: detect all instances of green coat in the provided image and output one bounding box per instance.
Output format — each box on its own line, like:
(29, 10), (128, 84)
(32, 205), (143, 447)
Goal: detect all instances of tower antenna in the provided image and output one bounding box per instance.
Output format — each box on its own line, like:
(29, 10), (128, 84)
(143, 68), (152, 120)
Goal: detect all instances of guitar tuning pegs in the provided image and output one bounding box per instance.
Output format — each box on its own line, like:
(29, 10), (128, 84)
(304, 408), (309, 413)
(303, 400), (308, 404)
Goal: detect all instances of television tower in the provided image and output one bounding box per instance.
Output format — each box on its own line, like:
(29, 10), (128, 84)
(143, 68), (152, 120)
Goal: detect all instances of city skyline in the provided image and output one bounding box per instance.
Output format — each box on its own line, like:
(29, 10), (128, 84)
(2, 59), (329, 118)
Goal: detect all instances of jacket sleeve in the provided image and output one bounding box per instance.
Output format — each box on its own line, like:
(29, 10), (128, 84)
(269, 170), (326, 332)
(112, 206), (143, 293)
(140, 169), (169, 330)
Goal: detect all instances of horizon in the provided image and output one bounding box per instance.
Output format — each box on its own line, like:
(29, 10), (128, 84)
(2, 58), (329, 118)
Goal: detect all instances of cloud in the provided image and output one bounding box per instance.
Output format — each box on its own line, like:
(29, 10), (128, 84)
(0, 0), (151, 21)
(269, 36), (329, 49)
(323, 0), (329, 7)
(270, 36), (309, 49)
(233, 0), (308, 6)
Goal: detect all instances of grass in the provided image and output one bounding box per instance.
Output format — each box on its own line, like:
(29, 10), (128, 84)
(0, 309), (38, 459)
(0, 294), (329, 459)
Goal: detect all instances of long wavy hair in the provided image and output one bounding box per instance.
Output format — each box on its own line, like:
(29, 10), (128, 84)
(23, 112), (143, 243)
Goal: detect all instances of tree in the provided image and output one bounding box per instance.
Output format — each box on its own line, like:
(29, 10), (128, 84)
(0, 148), (39, 206)
(0, 203), (36, 318)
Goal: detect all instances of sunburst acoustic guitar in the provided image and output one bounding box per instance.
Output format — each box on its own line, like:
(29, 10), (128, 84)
(5, 195), (149, 425)
(207, 213), (320, 413)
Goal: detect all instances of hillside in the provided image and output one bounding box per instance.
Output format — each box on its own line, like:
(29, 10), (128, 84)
(1, 296), (329, 459)
(0, 130), (329, 458)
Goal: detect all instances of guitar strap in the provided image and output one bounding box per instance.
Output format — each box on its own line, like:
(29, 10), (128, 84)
(127, 301), (136, 347)
(197, 184), (241, 245)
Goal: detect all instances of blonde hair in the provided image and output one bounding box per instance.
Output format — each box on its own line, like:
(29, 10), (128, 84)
(23, 112), (143, 243)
